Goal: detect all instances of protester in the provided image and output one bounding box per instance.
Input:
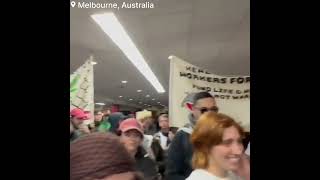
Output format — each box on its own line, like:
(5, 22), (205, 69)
(154, 113), (170, 150)
(118, 118), (160, 180)
(136, 110), (157, 135)
(87, 110), (104, 132)
(165, 91), (218, 180)
(108, 112), (127, 134)
(102, 108), (111, 118)
(94, 110), (112, 133)
(186, 112), (245, 180)
(135, 110), (165, 165)
(70, 108), (91, 142)
(153, 114), (175, 178)
(70, 132), (143, 180)
(94, 110), (104, 124)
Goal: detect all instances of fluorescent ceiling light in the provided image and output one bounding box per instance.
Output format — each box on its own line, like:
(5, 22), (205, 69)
(121, 81), (127, 84)
(146, 95), (150, 98)
(137, 90), (142, 92)
(95, 102), (105, 105)
(152, 98), (155, 101)
(91, 13), (165, 93)
(119, 96), (123, 98)
(129, 99), (133, 101)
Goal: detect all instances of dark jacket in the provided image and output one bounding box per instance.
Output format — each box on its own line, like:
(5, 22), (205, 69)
(135, 146), (160, 180)
(164, 114), (195, 180)
(108, 112), (127, 134)
(151, 137), (166, 177)
(70, 129), (83, 143)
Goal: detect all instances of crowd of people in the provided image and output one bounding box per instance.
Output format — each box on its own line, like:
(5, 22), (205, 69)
(70, 92), (250, 180)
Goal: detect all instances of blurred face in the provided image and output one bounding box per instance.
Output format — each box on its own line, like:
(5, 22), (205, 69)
(120, 129), (143, 154)
(192, 97), (218, 120)
(209, 126), (244, 172)
(141, 118), (153, 130)
(71, 117), (83, 128)
(158, 116), (169, 133)
(103, 109), (111, 116)
(94, 112), (104, 122)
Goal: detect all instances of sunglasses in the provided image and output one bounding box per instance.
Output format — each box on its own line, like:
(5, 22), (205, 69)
(195, 106), (219, 114)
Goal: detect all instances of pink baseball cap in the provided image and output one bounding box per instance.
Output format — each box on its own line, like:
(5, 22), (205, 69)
(119, 118), (144, 136)
(70, 108), (91, 120)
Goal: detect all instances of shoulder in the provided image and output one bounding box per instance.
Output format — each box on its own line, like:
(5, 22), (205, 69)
(187, 169), (217, 180)
(178, 126), (193, 134)
(175, 129), (190, 139)
(169, 130), (190, 149)
(227, 171), (244, 180)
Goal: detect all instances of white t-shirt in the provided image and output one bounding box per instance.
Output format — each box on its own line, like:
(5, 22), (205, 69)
(157, 132), (169, 150)
(245, 142), (250, 156)
(186, 169), (241, 180)
(142, 135), (155, 160)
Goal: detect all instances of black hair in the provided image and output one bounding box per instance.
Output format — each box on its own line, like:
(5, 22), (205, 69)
(192, 91), (214, 104)
(158, 113), (168, 119)
(94, 110), (102, 115)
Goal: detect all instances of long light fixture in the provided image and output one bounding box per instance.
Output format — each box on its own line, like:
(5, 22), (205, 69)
(91, 13), (165, 93)
(95, 102), (105, 106)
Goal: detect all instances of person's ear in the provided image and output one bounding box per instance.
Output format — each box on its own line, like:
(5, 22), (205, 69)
(186, 102), (193, 111)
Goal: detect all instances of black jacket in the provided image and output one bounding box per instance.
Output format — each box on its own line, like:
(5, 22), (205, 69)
(164, 129), (193, 180)
(135, 146), (160, 180)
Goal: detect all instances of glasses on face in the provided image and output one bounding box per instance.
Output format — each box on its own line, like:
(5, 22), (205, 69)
(195, 106), (219, 114)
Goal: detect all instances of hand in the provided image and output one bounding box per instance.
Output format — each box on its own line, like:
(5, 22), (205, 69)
(78, 124), (91, 134)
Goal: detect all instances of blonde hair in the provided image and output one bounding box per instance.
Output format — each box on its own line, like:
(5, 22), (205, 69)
(191, 112), (244, 169)
(136, 110), (152, 123)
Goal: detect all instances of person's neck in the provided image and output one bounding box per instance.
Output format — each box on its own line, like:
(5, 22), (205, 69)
(128, 149), (137, 158)
(206, 164), (227, 178)
(161, 129), (169, 135)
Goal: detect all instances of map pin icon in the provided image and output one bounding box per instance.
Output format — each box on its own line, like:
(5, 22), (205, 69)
(71, 1), (76, 8)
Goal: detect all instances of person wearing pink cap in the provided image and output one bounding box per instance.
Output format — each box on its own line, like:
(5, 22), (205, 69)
(70, 108), (91, 142)
(118, 118), (160, 180)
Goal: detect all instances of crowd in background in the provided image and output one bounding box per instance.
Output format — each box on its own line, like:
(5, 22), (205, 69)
(70, 92), (250, 180)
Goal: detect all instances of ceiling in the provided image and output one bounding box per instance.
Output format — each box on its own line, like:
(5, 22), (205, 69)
(70, 0), (250, 110)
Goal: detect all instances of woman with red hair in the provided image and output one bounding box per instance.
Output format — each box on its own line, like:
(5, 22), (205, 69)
(187, 112), (247, 180)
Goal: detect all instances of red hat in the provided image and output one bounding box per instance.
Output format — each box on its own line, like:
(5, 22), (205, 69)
(70, 108), (90, 120)
(119, 118), (144, 136)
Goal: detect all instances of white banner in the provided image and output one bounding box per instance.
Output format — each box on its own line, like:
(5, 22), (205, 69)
(169, 56), (250, 131)
(70, 58), (94, 124)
